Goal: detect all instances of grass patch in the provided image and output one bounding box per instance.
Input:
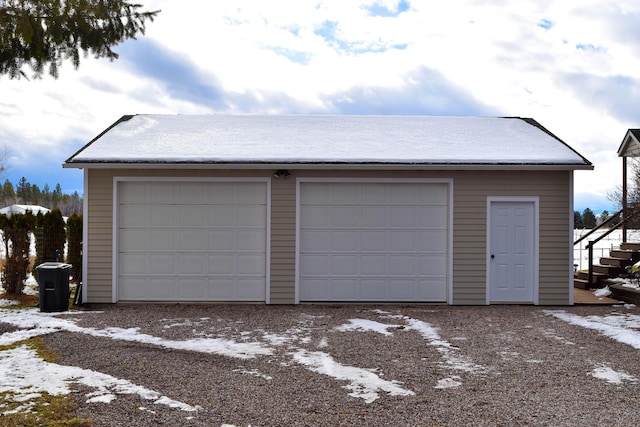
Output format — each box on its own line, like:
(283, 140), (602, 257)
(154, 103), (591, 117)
(0, 337), (92, 426)
(0, 292), (39, 309)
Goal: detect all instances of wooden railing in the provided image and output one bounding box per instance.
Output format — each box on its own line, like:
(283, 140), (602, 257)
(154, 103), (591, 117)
(573, 208), (634, 285)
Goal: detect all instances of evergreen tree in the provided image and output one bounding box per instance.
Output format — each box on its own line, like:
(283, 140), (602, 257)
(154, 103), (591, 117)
(0, 0), (160, 79)
(41, 183), (51, 207)
(574, 211), (585, 229)
(582, 208), (597, 229)
(31, 183), (42, 205)
(34, 208), (66, 266)
(2, 179), (15, 205)
(15, 176), (29, 203)
(66, 213), (82, 281)
(0, 211), (35, 294)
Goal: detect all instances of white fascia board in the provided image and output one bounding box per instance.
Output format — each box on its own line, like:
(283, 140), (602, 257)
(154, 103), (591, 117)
(63, 162), (594, 171)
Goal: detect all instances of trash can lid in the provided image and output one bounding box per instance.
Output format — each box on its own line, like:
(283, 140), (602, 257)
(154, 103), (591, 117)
(36, 262), (72, 270)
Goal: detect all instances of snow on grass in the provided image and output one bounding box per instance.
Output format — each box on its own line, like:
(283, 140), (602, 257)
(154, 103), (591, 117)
(0, 308), (273, 359)
(590, 365), (638, 385)
(291, 349), (414, 403)
(545, 310), (640, 349)
(0, 345), (201, 413)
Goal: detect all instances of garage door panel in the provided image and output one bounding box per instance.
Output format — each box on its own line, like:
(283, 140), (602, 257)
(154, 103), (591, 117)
(238, 230), (266, 249)
(119, 254), (148, 275)
(333, 207), (360, 227)
(119, 229), (148, 251)
(299, 279), (330, 300)
(238, 206), (267, 227)
(419, 280), (447, 300)
(333, 255), (359, 275)
(362, 207), (389, 227)
(118, 181), (267, 302)
(179, 229), (207, 251)
(207, 206), (237, 226)
(178, 254), (205, 274)
(149, 254), (175, 274)
(418, 206), (448, 227)
(178, 183), (206, 204)
(301, 231), (330, 251)
(361, 231), (387, 251)
(301, 206), (330, 227)
(390, 207), (417, 227)
(333, 231), (359, 251)
(150, 206), (176, 227)
(389, 256), (417, 275)
(389, 231), (417, 251)
(150, 230), (176, 250)
(209, 255), (235, 274)
(179, 205), (206, 226)
(418, 255), (447, 276)
(237, 183), (268, 204)
(418, 185), (449, 203)
(361, 255), (387, 275)
(418, 230), (448, 251)
(150, 183), (177, 204)
(301, 255), (329, 275)
(237, 255), (266, 275)
(332, 280), (359, 300)
(179, 278), (205, 299)
(361, 280), (387, 299)
(299, 182), (449, 302)
(119, 205), (149, 227)
(119, 182), (147, 203)
(208, 230), (236, 250)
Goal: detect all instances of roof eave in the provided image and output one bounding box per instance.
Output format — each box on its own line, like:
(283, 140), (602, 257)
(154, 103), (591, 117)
(62, 161), (594, 171)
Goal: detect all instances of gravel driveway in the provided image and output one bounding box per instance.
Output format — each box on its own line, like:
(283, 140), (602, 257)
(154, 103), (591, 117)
(35, 303), (640, 426)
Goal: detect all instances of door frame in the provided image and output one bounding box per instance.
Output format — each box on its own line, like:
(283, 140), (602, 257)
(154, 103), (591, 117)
(112, 176), (271, 303)
(485, 196), (539, 305)
(295, 177), (454, 304)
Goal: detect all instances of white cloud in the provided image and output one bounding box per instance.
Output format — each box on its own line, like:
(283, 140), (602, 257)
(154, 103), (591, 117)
(2, 0), (640, 208)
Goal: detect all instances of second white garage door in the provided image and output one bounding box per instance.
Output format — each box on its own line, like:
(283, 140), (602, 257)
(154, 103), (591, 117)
(117, 180), (268, 302)
(298, 181), (450, 302)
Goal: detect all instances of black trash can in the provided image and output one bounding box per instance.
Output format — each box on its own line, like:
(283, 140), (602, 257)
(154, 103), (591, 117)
(36, 262), (72, 312)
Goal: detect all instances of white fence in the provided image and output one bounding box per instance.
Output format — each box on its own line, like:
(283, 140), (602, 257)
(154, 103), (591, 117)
(573, 229), (640, 270)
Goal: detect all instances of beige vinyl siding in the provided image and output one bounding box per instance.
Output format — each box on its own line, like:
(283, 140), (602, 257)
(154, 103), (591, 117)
(84, 168), (572, 305)
(269, 177), (297, 303)
(85, 169), (116, 302)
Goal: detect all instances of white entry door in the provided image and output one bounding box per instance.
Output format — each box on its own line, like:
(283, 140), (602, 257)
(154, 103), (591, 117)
(488, 200), (537, 303)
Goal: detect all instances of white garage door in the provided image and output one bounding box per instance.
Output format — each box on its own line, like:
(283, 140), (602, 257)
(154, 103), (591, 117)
(117, 180), (268, 302)
(299, 182), (449, 302)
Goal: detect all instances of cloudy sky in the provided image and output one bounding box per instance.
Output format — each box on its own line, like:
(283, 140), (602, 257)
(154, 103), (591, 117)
(1, 0), (639, 213)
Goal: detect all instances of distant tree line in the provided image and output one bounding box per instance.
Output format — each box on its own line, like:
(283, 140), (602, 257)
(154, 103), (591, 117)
(574, 208), (621, 229)
(0, 177), (82, 216)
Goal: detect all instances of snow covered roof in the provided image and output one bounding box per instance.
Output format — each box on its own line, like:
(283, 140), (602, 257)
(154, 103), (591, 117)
(0, 204), (50, 216)
(65, 115), (593, 170)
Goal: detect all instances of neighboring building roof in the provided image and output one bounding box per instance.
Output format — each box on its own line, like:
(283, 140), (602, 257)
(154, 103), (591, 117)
(0, 204), (50, 216)
(65, 115), (593, 170)
(617, 129), (640, 157)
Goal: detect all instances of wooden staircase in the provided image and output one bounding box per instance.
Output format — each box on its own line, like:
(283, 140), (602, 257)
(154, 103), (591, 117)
(574, 242), (640, 289)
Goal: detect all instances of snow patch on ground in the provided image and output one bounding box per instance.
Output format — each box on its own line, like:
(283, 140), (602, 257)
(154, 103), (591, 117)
(291, 349), (414, 403)
(590, 365), (638, 384)
(0, 345), (201, 413)
(545, 310), (640, 349)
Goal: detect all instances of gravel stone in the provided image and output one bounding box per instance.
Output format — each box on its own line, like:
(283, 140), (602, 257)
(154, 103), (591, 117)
(37, 304), (640, 426)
